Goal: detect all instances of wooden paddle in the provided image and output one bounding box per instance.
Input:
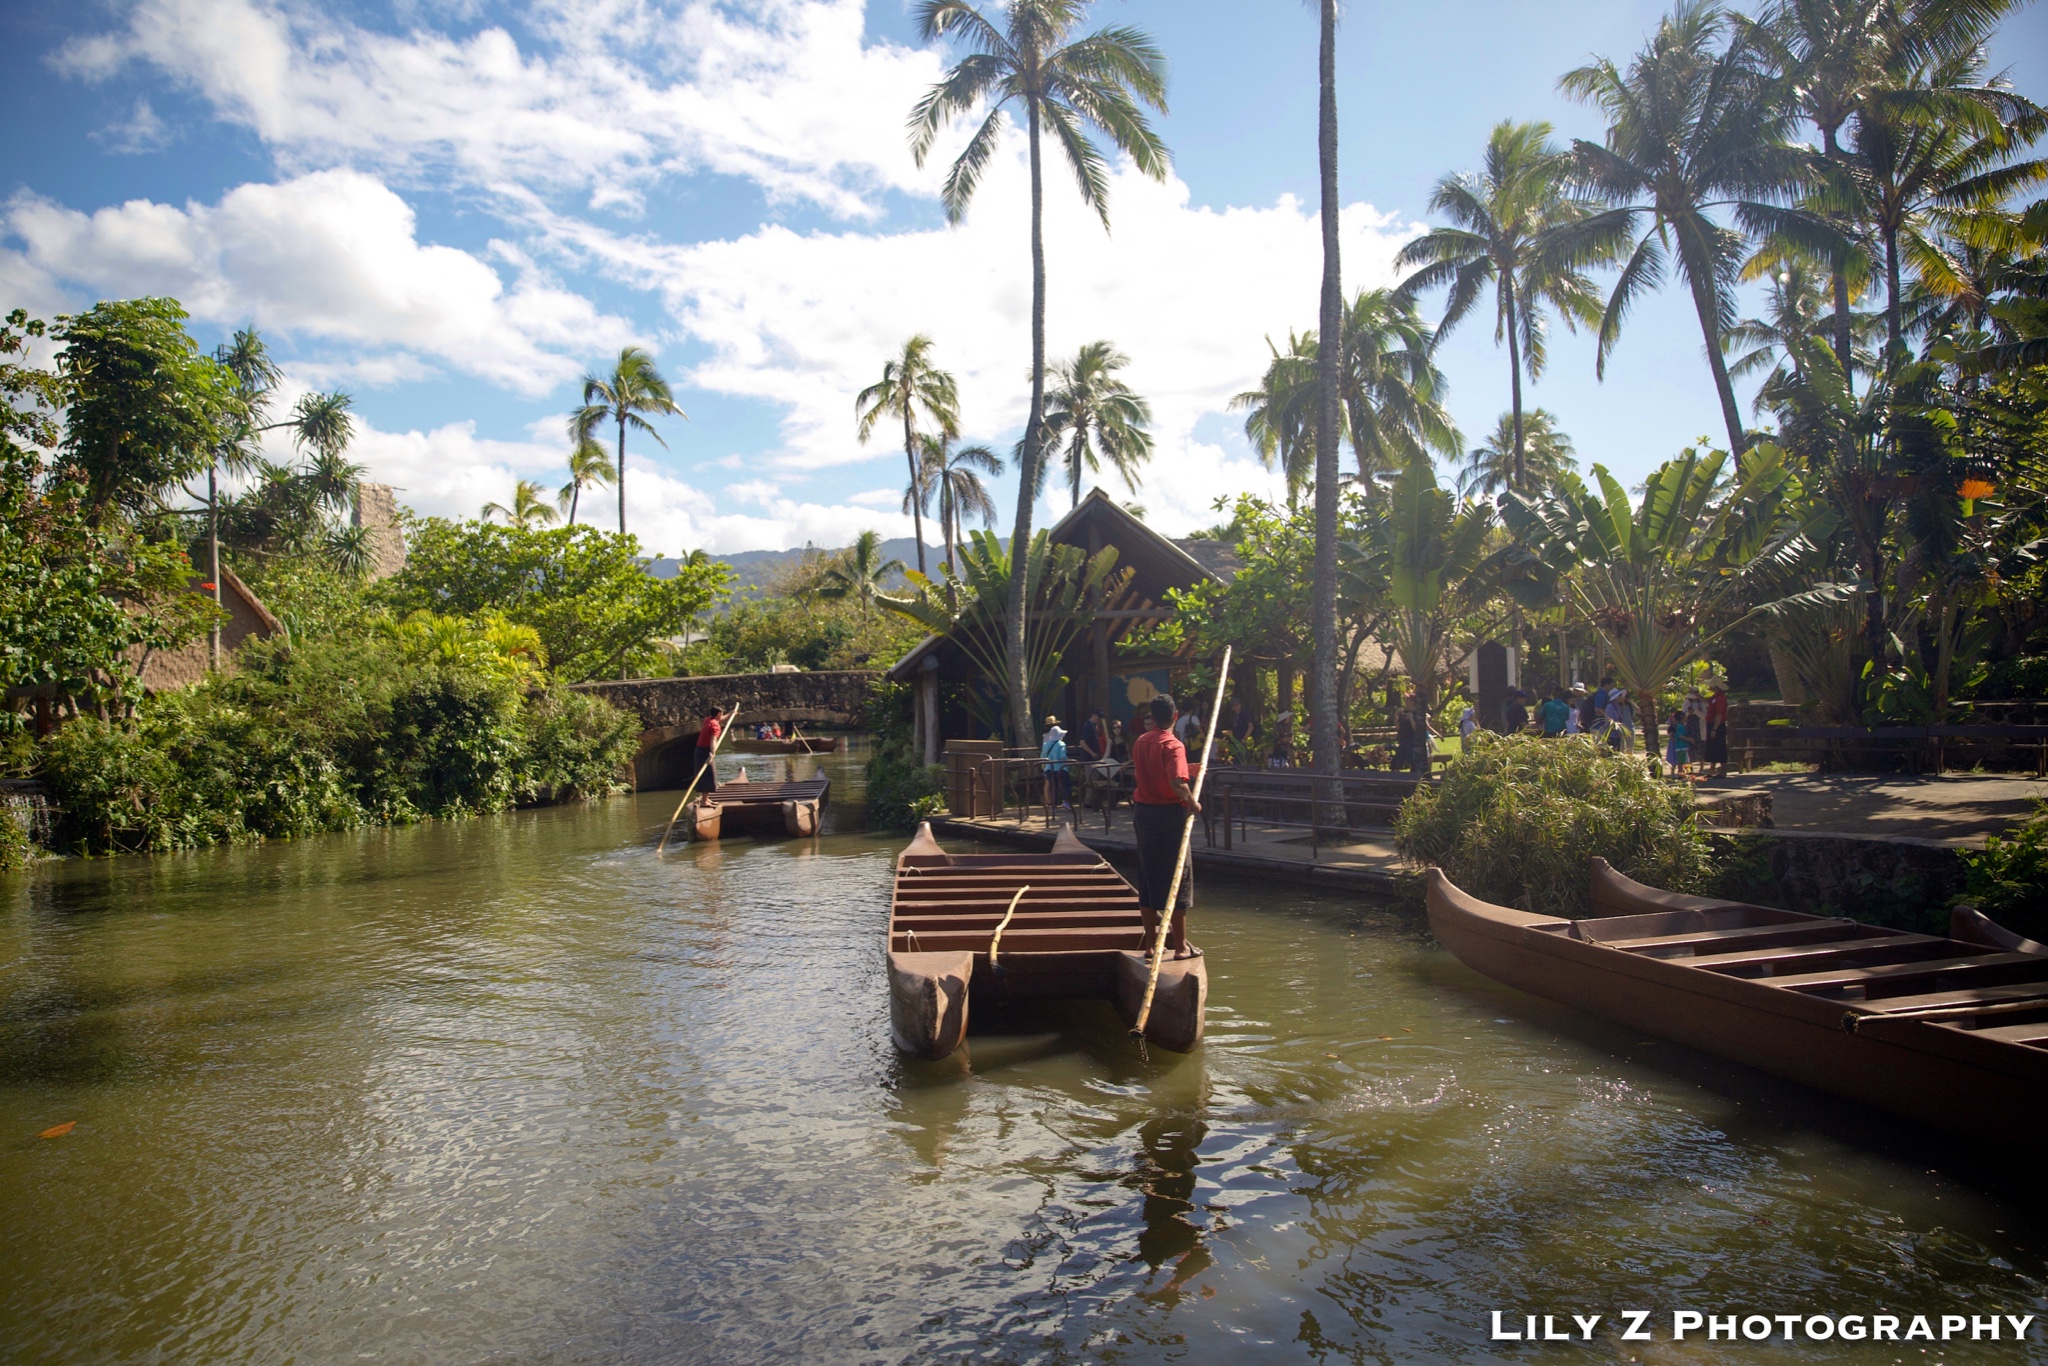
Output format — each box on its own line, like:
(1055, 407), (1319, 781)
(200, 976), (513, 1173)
(656, 701), (739, 855)
(1129, 645), (1231, 1042)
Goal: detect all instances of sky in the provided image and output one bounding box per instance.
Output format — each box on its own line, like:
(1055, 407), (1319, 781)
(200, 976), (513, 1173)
(3, 0), (2043, 556)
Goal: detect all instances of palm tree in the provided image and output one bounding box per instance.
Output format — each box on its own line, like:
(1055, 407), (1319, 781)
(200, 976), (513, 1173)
(1561, 1), (1812, 453)
(911, 0), (1169, 744)
(919, 431), (1005, 569)
(1232, 332), (1318, 507)
(1395, 120), (1625, 490)
(856, 334), (959, 575)
(574, 346), (684, 538)
(1038, 340), (1152, 507)
(817, 530), (905, 620)
(1459, 409), (1577, 498)
(1728, 257), (1878, 394)
(483, 479), (561, 529)
(1332, 288), (1461, 482)
(1310, 0), (1343, 786)
(558, 433), (615, 528)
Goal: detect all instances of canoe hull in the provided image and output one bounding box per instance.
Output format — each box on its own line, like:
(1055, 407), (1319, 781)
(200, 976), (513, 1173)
(1114, 950), (1207, 1054)
(889, 950), (973, 1061)
(1426, 867), (2048, 1153)
(687, 777), (830, 841)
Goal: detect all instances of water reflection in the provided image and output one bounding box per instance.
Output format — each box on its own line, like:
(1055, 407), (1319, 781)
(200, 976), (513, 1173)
(1, 763), (2044, 1363)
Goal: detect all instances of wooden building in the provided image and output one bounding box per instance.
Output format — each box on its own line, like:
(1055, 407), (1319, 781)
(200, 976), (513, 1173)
(886, 490), (1235, 763)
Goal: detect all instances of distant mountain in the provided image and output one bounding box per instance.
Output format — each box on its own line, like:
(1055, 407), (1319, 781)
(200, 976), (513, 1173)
(644, 538), (944, 600)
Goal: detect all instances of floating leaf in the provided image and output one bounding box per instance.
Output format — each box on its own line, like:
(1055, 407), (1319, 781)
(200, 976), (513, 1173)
(38, 1122), (76, 1139)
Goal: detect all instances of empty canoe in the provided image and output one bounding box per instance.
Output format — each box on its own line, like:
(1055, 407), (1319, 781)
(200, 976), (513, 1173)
(687, 773), (829, 841)
(1425, 859), (2048, 1153)
(887, 822), (1206, 1061)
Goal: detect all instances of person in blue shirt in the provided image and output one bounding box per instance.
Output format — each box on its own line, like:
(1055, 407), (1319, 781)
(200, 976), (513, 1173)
(1041, 717), (1073, 815)
(1537, 688), (1572, 737)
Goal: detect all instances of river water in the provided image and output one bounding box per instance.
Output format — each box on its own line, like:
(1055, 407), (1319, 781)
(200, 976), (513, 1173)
(3, 746), (2043, 1363)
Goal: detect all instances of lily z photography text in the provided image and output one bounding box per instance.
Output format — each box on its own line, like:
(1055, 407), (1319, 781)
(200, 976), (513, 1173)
(1488, 1310), (2039, 1344)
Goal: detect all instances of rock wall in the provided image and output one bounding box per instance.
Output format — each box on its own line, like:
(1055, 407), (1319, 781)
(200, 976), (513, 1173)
(353, 482), (407, 581)
(1711, 828), (1968, 934)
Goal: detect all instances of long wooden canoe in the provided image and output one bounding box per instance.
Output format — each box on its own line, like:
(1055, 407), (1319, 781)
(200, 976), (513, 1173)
(1425, 859), (2048, 1152)
(886, 822), (1206, 1061)
(686, 773), (828, 841)
(725, 735), (842, 755)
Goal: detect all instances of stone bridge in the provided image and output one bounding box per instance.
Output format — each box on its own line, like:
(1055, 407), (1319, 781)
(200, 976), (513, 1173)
(575, 670), (881, 789)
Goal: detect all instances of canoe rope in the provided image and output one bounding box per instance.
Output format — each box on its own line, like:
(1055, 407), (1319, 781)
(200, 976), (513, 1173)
(1130, 644), (1232, 1043)
(986, 886), (1031, 971)
(656, 700), (739, 856)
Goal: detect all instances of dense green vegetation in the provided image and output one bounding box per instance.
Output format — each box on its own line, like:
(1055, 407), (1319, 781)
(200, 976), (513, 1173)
(1957, 802), (2048, 940)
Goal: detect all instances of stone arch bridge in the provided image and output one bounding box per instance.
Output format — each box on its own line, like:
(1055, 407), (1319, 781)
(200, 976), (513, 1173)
(575, 670), (880, 790)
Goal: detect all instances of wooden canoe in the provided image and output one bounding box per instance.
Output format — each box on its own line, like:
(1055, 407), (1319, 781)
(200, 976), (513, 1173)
(886, 822), (1206, 1061)
(687, 773), (829, 841)
(1425, 858), (2048, 1153)
(724, 735), (842, 755)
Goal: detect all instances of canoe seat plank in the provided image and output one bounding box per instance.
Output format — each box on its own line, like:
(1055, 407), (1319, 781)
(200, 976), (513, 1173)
(1685, 934), (1952, 973)
(1768, 950), (2044, 992)
(1949, 1020), (2048, 1045)
(1594, 920), (1866, 954)
(1849, 980), (2048, 1013)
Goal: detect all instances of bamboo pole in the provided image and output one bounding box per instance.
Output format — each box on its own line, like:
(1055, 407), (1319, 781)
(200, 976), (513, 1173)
(1129, 645), (1232, 1040)
(655, 701), (740, 855)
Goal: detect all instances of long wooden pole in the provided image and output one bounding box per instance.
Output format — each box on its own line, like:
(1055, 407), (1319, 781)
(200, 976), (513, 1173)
(1130, 645), (1232, 1039)
(656, 701), (739, 855)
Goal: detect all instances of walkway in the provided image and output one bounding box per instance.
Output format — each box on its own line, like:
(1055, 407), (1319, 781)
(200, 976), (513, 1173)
(1696, 772), (2045, 843)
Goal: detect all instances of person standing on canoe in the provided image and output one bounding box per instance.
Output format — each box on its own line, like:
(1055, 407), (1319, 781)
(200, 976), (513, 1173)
(1131, 694), (1199, 950)
(693, 708), (727, 794)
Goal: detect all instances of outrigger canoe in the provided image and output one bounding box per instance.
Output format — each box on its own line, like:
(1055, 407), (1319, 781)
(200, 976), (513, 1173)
(1425, 858), (2048, 1152)
(886, 822), (1206, 1060)
(724, 735), (842, 755)
(686, 772), (828, 841)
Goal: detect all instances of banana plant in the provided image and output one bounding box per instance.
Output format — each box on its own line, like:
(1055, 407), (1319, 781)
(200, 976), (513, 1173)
(1502, 440), (1841, 751)
(880, 529), (1128, 735)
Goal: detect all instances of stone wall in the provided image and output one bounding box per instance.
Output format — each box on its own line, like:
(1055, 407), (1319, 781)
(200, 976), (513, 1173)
(1710, 828), (1968, 934)
(576, 670), (882, 732)
(353, 482), (407, 581)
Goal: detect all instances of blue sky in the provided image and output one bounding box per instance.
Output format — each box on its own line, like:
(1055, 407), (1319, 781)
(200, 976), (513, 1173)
(3, 0), (2043, 554)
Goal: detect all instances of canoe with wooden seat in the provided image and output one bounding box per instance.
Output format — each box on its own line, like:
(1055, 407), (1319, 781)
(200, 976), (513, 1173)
(886, 821), (1206, 1061)
(1424, 857), (2047, 1152)
(687, 772), (829, 840)
(725, 735), (842, 755)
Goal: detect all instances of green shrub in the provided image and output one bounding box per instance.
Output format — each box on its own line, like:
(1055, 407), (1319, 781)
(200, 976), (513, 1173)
(519, 687), (641, 804)
(1956, 802), (2048, 941)
(1394, 732), (1713, 916)
(862, 680), (944, 832)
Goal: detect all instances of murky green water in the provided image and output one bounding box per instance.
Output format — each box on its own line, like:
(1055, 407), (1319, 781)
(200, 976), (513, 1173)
(3, 746), (2044, 1363)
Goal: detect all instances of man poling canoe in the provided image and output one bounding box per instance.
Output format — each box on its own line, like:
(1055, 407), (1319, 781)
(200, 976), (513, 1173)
(1129, 646), (1231, 1045)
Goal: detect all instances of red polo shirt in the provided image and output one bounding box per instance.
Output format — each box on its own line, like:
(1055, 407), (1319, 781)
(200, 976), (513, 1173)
(696, 716), (722, 748)
(1132, 726), (1188, 805)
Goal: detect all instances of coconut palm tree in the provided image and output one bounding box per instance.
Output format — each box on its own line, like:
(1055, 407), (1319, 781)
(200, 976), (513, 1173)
(817, 529), (905, 620)
(574, 346), (684, 538)
(856, 334), (959, 576)
(1728, 257), (1880, 394)
(919, 431), (1005, 569)
(483, 479), (561, 530)
(1459, 409), (1577, 498)
(1038, 340), (1153, 508)
(1232, 332), (1319, 507)
(1395, 120), (1626, 490)
(1561, 1), (1812, 453)
(558, 434), (615, 528)
(1332, 288), (1461, 483)
(910, 0), (1169, 744)
(1310, 0), (1343, 785)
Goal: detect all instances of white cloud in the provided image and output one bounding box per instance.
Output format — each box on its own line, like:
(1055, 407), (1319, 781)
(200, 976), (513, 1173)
(549, 154), (1418, 533)
(2, 170), (636, 394)
(846, 486), (904, 508)
(57, 0), (948, 218)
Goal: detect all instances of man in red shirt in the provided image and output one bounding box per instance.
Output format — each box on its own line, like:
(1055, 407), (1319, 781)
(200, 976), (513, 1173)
(1131, 694), (1200, 949)
(693, 709), (726, 793)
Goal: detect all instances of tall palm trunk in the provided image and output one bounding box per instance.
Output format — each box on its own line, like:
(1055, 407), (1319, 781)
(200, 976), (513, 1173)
(616, 413), (628, 536)
(1822, 125), (1856, 383)
(903, 407), (927, 575)
(1679, 225), (1747, 453)
(567, 482), (580, 528)
(1006, 99), (1048, 747)
(1503, 277), (1527, 490)
(1310, 0), (1343, 784)
(208, 461), (221, 670)
(1883, 225), (1904, 374)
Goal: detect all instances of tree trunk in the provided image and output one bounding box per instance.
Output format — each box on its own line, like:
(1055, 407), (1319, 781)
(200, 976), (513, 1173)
(1822, 125), (1855, 384)
(1504, 277), (1526, 491)
(1310, 0), (1343, 789)
(567, 482), (579, 528)
(1679, 224), (1747, 454)
(1884, 224), (1904, 376)
(1006, 99), (1048, 748)
(208, 461), (222, 671)
(616, 412), (628, 537)
(904, 406), (926, 576)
